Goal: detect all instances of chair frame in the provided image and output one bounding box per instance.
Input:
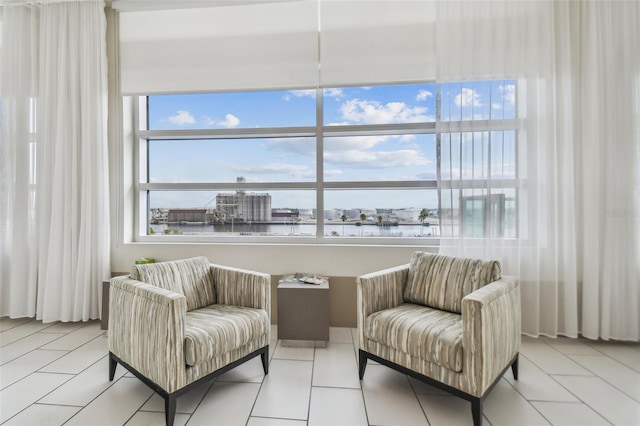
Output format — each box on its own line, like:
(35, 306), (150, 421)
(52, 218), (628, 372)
(359, 349), (518, 426)
(109, 346), (269, 426)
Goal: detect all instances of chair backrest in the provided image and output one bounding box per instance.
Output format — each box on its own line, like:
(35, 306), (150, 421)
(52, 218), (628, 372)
(130, 256), (217, 311)
(404, 252), (501, 313)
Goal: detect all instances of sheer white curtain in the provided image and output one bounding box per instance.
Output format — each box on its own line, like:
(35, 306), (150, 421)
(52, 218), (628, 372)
(436, 0), (639, 341)
(0, 0), (110, 322)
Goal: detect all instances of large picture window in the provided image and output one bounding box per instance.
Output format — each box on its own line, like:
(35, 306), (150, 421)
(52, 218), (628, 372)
(135, 81), (517, 242)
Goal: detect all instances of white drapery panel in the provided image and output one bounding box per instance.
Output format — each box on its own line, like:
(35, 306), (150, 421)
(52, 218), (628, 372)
(437, 0), (639, 341)
(0, 0), (110, 322)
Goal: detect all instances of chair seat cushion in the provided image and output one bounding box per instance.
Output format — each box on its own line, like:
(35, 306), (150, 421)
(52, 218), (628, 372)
(364, 303), (463, 372)
(184, 304), (269, 367)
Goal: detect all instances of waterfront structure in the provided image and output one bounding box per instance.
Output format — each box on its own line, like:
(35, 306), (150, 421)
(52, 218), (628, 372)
(167, 209), (209, 224)
(215, 189), (271, 223)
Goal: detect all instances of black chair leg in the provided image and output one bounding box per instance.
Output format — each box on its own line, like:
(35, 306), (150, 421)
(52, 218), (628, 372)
(108, 353), (117, 381)
(358, 350), (368, 379)
(261, 346), (269, 375)
(471, 398), (483, 426)
(511, 354), (519, 380)
(165, 395), (176, 426)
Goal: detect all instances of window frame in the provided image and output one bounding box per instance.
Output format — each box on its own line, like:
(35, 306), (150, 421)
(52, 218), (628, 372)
(132, 83), (520, 244)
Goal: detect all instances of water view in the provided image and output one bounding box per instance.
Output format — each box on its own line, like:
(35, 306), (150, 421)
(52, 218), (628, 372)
(149, 222), (440, 238)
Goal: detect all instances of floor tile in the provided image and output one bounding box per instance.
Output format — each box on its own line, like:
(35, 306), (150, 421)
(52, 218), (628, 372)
(520, 338), (592, 375)
(40, 355), (127, 406)
(541, 336), (603, 356)
(569, 354), (640, 402)
(0, 372), (72, 423)
(188, 381), (261, 426)
(40, 321), (105, 351)
(0, 331), (65, 365)
(309, 387), (368, 426)
(40, 321), (87, 334)
(2, 403), (81, 426)
(1, 320), (637, 426)
(272, 341), (315, 361)
(0, 349), (69, 389)
(63, 377), (154, 426)
(417, 394), (481, 426)
(313, 342), (361, 389)
(251, 359), (313, 420)
(247, 417), (307, 426)
(585, 341), (640, 372)
(125, 411), (189, 426)
(553, 375), (640, 426)
(330, 327), (354, 343)
(0, 317), (33, 332)
(217, 356), (267, 383)
(40, 334), (108, 374)
(408, 377), (450, 395)
(504, 354), (578, 402)
(0, 320), (57, 346)
(484, 379), (551, 426)
(361, 364), (429, 426)
(139, 378), (214, 414)
(531, 401), (610, 426)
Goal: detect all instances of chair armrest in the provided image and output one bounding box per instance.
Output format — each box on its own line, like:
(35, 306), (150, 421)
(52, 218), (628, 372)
(357, 264), (409, 348)
(210, 264), (271, 312)
(108, 276), (187, 393)
(462, 276), (520, 396)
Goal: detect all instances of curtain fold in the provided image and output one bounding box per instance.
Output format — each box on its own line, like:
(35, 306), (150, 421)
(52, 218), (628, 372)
(436, 0), (639, 341)
(0, 0), (110, 322)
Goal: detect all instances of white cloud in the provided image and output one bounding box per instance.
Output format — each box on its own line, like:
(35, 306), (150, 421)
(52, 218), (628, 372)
(324, 88), (344, 98)
(499, 84), (516, 106)
(267, 138), (316, 156)
(324, 149), (432, 169)
(168, 110), (195, 125)
(454, 88), (482, 108)
(283, 88), (344, 101)
(205, 113), (240, 128)
(218, 114), (240, 128)
(491, 102), (503, 110)
(340, 99), (430, 124)
(416, 90), (433, 101)
(324, 169), (343, 177)
(325, 135), (390, 152)
(230, 163), (313, 178)
(284, 89), (314, 101)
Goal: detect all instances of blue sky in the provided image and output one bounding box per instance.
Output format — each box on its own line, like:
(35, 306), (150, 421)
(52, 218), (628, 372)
(147, 81), (515, 210)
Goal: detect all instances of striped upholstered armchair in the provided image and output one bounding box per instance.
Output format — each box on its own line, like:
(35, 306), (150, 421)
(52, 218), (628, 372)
(357, 252), (520, 426)
(108, 256), (270, 426)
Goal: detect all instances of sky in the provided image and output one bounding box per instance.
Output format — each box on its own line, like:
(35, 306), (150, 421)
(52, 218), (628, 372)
(146, 81), (515, 210)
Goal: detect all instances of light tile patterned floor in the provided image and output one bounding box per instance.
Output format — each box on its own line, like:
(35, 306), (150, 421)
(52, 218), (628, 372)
(1, 317), (639, 425)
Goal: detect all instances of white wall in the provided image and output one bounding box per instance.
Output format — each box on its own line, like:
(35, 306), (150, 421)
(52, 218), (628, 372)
(110, 242), (435, 276)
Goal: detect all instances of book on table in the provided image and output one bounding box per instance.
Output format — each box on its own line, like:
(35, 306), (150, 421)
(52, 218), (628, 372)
(279, 272), (328, 285)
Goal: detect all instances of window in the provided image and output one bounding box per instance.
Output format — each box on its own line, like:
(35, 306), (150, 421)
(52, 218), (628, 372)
(135, 81), (517, 242)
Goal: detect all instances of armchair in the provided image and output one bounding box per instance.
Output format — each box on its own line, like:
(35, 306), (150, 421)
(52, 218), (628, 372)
(357, 252), (520, 426)
(108, 256), (271, 426)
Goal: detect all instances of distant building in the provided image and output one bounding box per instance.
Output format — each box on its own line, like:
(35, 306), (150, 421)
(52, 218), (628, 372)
(167, 209), (208, 223)
(215, 177), (271, 223)
(394, 208), (420, 221)
(271, 209), (300, 222)
(324, 209), (340, 220)
(216, 192), (271, 223)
